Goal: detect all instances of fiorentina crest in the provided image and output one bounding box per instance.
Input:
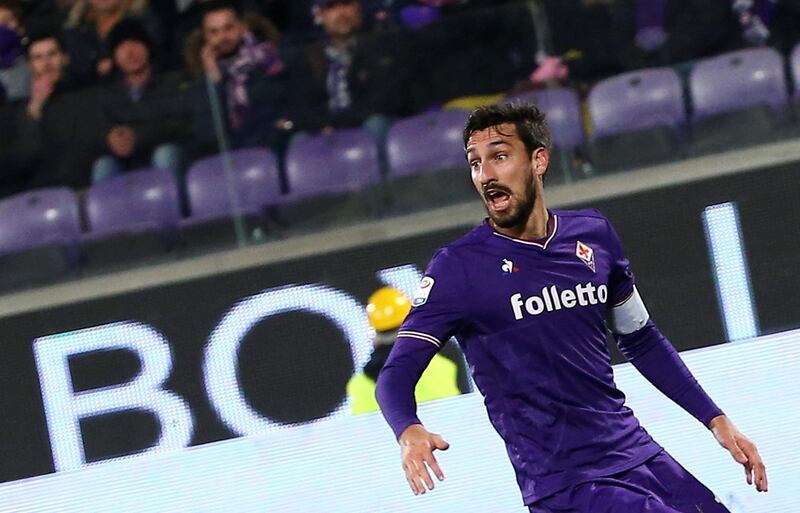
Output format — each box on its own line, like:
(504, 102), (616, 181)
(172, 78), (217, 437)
(576, 241), (596, 272)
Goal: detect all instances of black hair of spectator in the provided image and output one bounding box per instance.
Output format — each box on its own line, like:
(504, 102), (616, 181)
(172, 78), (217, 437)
(463, 103), (552, 156)
(107, 18), (154, 56)
(23, 30), (65, 58)
(0, 0), (22, 22)
(200, 0), (244, 21)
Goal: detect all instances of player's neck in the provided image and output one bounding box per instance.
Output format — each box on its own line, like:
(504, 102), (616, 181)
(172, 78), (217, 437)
(492, 201), (550, 242)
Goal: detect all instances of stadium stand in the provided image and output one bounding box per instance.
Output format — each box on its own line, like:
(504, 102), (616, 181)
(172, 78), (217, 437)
(180, 147), (281, 251)
(588, 67), (686, 172)
(689, 47), (790, 153)
(81, 168), (181, 269)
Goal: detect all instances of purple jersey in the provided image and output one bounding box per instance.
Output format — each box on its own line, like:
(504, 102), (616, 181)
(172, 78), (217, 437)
(397, 209), (664, 504)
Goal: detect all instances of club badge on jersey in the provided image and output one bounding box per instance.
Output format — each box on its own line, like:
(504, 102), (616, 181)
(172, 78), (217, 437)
(576, 241), (596, 272)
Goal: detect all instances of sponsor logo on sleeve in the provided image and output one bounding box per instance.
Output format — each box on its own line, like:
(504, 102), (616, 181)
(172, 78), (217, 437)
(412, 276), (435, 307)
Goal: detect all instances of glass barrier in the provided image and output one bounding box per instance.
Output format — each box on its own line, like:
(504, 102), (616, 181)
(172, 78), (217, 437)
(0, 0), (796, 292)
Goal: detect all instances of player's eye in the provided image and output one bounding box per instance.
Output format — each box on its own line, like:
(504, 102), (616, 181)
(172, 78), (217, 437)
(495, 153), (507, 161)
(469, 160), (480, 170)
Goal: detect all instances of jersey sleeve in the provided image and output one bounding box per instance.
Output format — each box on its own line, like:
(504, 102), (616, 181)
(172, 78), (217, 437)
(604, 216), (636, 307)
(375, 248), (468, 439)
(397, 247), (469, 348)
(603, 215), (650, 335)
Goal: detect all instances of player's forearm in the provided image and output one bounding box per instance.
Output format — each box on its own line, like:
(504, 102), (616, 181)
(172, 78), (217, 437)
(375, 339), (438, 439)
(615, 320), (723, 427)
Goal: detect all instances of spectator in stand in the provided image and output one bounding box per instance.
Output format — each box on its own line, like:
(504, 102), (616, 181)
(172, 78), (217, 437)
(288, 0), (414, 141)
(62, 0), (163, 81)
(0, 31), (101, 191)
(0, 0), (30, 101)
(733, 0), (800, 54)
(91, 18), (190, 183)
(184, 0), (290, 155)
(609, 0), (742, 71)
(24, 31), (105, 187)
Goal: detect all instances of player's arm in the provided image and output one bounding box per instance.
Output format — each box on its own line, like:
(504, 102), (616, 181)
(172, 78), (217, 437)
(603, 216), (768, 492)
(375, 248), (467, 495)
(376, 338), (449, 495)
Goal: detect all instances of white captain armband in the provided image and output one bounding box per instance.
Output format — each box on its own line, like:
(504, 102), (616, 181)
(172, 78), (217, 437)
(607, 286), (650, 335)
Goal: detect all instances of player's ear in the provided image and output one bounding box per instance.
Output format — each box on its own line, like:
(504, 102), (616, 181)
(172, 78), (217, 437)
(532, 146), (549, 179)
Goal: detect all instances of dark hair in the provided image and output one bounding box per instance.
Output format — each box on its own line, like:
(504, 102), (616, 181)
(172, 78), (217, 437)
(24, 30), (65, 58)
(463, 103), (552, 156)
(199, 0), (243, 21)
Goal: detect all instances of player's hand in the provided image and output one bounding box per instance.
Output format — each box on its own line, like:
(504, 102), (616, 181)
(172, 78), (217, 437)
(398, 424), (449, 495)
(709, 415), (768, 492)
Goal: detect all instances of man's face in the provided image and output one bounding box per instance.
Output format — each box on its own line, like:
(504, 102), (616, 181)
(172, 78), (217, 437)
(113, 40), (149, 75)
(203, 9), (245, 58)
(466, 124), (543, 229)
(0, 7), (21, 33)
(89, 0), (123, 14)
(318, 1), (362, 39)
(28, 38), (67, 83)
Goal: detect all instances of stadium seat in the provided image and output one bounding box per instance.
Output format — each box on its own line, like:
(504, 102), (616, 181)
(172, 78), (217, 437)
(277, 128), (384, 232)
(788, 43), (800, 126)
(504, 88), (586, 183)
(588, 68), (686, 172)
(689, 48), (789, 153)
(385, 109), (474, 213)
(180, 148), (281, 251)
(82, 168), (182, 269)
(0, 187), (81, 290)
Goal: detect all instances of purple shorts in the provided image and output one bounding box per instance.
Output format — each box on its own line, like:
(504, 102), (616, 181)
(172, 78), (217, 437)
(529, 450), (730, 513)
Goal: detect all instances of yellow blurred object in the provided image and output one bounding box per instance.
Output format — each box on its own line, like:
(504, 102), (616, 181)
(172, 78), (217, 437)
(366, 287), (412, 332)
(443, 93), (505, 111)
(347, 354), (460, 415)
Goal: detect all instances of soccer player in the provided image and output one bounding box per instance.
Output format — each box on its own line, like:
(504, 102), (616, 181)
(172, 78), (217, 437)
(375, 103), (767, 512)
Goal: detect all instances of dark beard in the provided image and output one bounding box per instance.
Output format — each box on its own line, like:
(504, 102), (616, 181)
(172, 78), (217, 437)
(487, 171), (536, 229)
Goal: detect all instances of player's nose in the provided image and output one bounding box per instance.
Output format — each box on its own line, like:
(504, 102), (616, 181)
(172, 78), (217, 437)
(477, 160), (499, 185)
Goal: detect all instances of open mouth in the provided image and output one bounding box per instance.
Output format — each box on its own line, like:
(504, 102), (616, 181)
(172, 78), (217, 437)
(485, 189), (511, 212)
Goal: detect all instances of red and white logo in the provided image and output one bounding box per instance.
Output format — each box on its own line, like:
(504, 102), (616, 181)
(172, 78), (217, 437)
(576, 241), (596, 272)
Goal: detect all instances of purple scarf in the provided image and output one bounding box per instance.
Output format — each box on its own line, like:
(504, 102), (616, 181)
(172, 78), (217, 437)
(225, 32), (285, 130)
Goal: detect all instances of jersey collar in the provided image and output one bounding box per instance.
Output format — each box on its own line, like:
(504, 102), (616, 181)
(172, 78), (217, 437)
(488, 211), (558, 250)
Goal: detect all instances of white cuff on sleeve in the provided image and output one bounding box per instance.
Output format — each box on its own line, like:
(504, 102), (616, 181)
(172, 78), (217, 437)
(608, 286), (650, 335)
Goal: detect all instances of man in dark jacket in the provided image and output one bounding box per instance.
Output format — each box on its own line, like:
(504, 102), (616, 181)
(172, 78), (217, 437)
(288, 0), (415, 137)
(0, 31), (103, 190)
(92, 18), (190, 182)
(190, 0), (290, 156)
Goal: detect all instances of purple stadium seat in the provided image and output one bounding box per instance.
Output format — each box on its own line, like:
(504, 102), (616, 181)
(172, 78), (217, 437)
(504, 87), (585, 149)
(387, 109), (469, 178)
(180, 148), (281, 250)
(0, 187), (81, 289)
(185, 148), (281, 219)
(589, 69), (685, 140)
(278, 128), (384, 231)
(385, 110), (475, 212)
(0, 187), (81, 253)
(689, 48), (788, 151)
(82, 168), (181, 267)
(791, 43), (800, 97)
(586, 67), (686, 171)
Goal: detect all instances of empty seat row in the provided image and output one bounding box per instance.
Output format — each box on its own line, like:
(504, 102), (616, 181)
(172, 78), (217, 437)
(588, 46), (797, 170)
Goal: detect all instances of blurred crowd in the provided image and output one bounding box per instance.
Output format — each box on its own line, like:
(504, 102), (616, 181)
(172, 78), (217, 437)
(0, 0), (798, 198)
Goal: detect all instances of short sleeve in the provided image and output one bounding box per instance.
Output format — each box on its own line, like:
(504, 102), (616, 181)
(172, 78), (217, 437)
(397, 247), (468, 349)
(604, 217), (636, 306)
